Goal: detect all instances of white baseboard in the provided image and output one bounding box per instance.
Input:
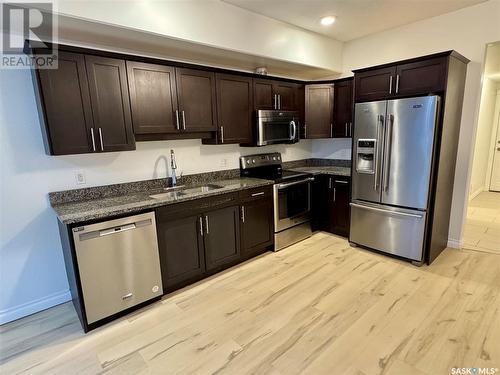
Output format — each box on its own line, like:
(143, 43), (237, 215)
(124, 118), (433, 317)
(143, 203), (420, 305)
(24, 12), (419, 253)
(0, 290), (71, 325)
(447, 238), (463, 249)
(469, 187), (484, 201)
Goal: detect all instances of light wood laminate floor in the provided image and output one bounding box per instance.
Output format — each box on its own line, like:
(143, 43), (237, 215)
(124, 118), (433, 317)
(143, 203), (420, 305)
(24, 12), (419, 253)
(463, 191), (500, 254)
(1, 232), (499, 375)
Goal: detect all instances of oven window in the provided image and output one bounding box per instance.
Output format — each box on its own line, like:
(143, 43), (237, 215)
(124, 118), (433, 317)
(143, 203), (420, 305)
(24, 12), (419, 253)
(278, 183), (309, 220)
(264, 120), (291, 141)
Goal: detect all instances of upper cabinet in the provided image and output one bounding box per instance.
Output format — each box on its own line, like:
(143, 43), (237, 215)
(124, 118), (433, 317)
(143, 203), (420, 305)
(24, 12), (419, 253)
(354, 56), (448, 102)
(85, 56), (135, 152)
(126, 61), (179, 135)
(253, 78), (300, 111)
(34, 51), (135, 155)
(304, 84), (334, 139)
(213, 73), (253, 144)
(175, 68), (217, 132)
(333, 78), (354, 138)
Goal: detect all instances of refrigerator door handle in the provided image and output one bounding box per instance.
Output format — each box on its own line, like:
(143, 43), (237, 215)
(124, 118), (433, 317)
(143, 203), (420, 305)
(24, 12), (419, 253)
(350, 203), (424, 219)
(374, 114), (384, 191)
(383, 114), (394, 191)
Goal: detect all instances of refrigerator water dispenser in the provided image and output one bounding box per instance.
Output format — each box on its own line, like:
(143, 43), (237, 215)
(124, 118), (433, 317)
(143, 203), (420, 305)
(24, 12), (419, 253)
(356, 139), (376, 174)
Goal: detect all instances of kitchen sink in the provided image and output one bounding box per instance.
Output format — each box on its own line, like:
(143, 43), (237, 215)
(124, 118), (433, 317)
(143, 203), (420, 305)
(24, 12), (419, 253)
(182, 184), (225, 194)
(149, 191), (187, 200)
(149, 184), (224, 199)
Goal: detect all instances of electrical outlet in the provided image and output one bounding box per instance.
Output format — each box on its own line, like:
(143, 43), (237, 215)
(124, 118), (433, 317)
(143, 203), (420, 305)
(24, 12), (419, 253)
(75, 171), (86, 185)
(220, 158), (227, 167)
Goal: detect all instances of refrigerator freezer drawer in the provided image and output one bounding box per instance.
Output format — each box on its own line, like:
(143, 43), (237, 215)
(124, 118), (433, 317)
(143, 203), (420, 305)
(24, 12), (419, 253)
(349, 202), (426, 262)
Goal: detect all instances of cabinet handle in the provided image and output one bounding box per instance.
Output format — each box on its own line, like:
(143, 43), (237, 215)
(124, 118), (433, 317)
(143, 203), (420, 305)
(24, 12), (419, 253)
(251, 191), (265, 197)
(278, 94), (281, 109)
(329, 177), (332, 189)
(330, 123), (333, 138)
(181, 111), (186, 130)
(205, 215), (209, 234)
(273, 94), (277, 109)
(98, 128), (104, 151)
(333, 187), (336, 202)
(241, 206), (245, 223)
(175, 110), (180, 130)
(90, 128), (96, 152)
(395, 74), (400, 94)
(389, 76), (393, 94)
(335, 180), (348, 184)
(220, 126), (224, 143)
(199, 217), (204, 236)
(349, 122), (353, 137)
(304, 124), (307, 139)
(345, 123), (348, 137)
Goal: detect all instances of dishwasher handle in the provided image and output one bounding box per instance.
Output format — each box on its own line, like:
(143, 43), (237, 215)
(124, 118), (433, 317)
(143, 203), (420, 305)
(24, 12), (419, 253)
(100, 223), (137, 237)
(77, 218), (153, 241)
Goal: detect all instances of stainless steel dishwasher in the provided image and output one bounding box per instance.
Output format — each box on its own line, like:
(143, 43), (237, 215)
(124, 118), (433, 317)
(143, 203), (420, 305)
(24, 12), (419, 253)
(72, 212), (163, 324)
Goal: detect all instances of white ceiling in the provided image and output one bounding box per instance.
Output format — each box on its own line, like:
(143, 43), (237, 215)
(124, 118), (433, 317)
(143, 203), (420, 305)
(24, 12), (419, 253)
(222, 0), (487, 42)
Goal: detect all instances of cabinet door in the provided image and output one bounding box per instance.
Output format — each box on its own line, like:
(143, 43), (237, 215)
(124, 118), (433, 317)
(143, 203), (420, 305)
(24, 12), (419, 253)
(156, 212), (205, 289)
(305, 84), (333, 139)
(241, 198), (273, 257)
(330, 178), (351, 237)
(216, 74), (253, 144)
(204, 206), (241, 271)
(253, 79), (275, 110)
(274, 82), (298, 111)
(85, 55), (135, 152)
(126, 61), (179, 134)
(333, 79), (354, 138)
(37, 51), (94, 155)
(395, 57), (447, 96)
(312, 175), (330, 231)
(175, 68), (217, 132)
(354, 66), (396, 102)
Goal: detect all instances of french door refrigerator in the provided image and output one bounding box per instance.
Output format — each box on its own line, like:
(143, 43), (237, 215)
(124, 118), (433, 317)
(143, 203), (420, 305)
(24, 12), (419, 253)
(350, 96), (439, 263)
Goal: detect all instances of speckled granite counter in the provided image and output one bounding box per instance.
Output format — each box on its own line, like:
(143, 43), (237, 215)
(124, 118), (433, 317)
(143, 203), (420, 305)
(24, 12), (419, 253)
(50, 177), (273, 225)
(287, 166), (351, 177)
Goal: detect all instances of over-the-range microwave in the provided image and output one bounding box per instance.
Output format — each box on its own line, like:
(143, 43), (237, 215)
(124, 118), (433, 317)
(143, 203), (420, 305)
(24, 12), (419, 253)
(254, 110), (300, 146)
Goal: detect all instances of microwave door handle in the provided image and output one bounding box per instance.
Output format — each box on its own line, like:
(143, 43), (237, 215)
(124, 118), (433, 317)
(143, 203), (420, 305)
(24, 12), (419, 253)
(289, 120), (297, 141)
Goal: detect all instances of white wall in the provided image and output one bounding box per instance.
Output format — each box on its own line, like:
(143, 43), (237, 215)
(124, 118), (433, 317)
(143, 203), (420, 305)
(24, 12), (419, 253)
(470, 79), (500, 198)
(0, 67), (312, 324)
(338, 0), (500, 248)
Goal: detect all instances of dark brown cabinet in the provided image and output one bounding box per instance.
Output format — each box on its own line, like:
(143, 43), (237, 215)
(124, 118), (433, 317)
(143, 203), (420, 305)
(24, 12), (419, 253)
(35, 52), (135, 155)
(35, 51), (94, 155)
(204, 205), (241, 271)
(214, 73), (253, 144)
(354, 56), (448, 102)
(333, 78), (354, 138)
(354, 66), (396, 102)
(304, 84), (334, 139)
(156, 211), (205, 289)
(253, 78), (300, 111)
(312, 175), (351, 237)
(85, 55), (135, 152)
(175, 68), (217, 132)
(126, 61), (178, 135)
(239, 186), (274, 258)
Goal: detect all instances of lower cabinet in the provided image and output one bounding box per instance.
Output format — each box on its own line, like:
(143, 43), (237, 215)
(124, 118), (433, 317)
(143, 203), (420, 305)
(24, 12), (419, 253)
(204, 206), (241, 271)
(156, 210), (206, 289)
(156, 189), (274, 292)
(312, 175), (351, 237)
(240, 187), (274, 258)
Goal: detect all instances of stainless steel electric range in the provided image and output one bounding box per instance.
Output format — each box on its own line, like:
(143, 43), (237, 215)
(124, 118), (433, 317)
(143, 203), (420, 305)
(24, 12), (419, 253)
(240, 152), (314, 251)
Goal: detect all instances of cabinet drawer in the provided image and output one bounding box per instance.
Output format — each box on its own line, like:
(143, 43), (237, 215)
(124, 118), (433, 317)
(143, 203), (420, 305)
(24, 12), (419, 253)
(239, 185), (273, 201)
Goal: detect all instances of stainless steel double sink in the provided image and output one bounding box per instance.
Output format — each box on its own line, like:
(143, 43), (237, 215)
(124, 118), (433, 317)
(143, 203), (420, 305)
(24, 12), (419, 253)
(149, 184), (224, 200)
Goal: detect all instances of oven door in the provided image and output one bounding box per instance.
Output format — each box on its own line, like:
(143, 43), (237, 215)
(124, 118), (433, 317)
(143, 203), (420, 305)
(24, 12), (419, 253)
(274, 178), (313, 232)
(257, 116), (298, 146)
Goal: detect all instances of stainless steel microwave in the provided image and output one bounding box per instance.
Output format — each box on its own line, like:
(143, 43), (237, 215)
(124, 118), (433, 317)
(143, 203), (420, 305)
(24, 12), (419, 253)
(255, 110), (300, 146)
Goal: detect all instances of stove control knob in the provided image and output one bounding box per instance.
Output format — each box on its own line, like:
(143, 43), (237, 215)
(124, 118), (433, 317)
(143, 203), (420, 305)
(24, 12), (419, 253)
(272, 156), (276, 160)
(246, 159), (251, 164)
(252, 159), (256, 164)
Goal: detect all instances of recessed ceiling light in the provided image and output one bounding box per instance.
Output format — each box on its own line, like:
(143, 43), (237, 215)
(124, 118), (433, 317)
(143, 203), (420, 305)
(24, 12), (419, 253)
(320, 16), (336, 26)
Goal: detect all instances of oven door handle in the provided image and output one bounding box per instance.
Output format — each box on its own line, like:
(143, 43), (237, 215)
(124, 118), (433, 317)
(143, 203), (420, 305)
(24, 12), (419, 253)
(277, 177), (314, 190)
(289, 120), (297, 141)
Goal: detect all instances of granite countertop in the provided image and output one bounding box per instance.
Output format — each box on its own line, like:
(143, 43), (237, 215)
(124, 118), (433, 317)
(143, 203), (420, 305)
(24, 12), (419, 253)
(288, 166), (351, 177)
(51, 177), (273, 225)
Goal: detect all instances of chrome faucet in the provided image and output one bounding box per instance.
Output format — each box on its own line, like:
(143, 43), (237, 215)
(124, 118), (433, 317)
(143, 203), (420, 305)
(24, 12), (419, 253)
(170, 149), (177, 187)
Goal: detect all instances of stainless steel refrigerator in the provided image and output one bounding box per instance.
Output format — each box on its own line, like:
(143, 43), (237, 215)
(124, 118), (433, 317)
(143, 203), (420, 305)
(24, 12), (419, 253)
(350, 96), (440, 263)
